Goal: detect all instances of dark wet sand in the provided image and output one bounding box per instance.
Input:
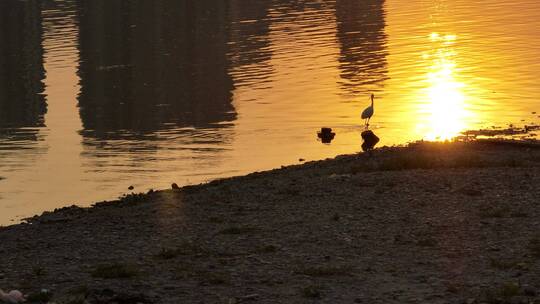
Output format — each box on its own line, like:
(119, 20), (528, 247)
(1, 140), (540, 304)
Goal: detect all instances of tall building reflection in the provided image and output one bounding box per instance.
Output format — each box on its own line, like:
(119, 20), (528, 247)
(227, 1), (273, 88)
(41, 0), (79, 32)
(77, 1), (236, 139)
(335, 0), (388, 97)
(0, 0), (46, 130)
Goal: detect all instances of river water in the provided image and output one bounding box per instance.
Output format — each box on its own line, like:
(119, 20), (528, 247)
(0, 0), (539, 224)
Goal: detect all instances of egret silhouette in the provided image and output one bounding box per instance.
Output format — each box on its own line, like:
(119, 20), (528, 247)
(361, 94), (375, 129)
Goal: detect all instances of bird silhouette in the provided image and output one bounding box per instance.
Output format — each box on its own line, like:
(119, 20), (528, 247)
(361, 94), (375, 129)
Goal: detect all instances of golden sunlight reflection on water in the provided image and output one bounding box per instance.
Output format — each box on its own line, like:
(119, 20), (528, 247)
(420, 33), (473, 141)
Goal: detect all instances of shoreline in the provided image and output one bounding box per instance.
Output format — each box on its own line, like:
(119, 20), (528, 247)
(1, 140), (540, 303)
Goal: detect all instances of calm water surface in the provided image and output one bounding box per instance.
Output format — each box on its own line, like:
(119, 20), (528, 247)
(0, 0), (539, 224)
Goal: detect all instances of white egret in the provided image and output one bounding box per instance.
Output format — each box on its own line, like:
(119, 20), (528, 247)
(361, 93), (375, 129)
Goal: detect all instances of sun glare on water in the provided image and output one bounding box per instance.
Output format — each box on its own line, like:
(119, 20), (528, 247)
(418, 33), (474, 141)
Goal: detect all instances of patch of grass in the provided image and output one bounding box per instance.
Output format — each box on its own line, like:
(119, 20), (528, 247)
(499, 282), (520, 298)
(350, 164), (373, 174)
(66, 285), (89, 296)
(155, 242), (209, 259)
(452, 154), (488, 167)
(296, 264), (353, 277)
(510, 211), (528, 218)
(219, 226), (257, 235)
(156, 247), (181, 260)
(60, 286), (89, 304)
(446, 283), (459, 294)
(118, 192), (147, 204)
(172, 264), (196, 280)
(278, 188), (301, 196)
(214, 250), (247, 257)
(301, 284), (323, 298)
(254, 244), (279, 254)
(32, 265), (46, 277)
(489, 258), (519, 270)
(348, 154), (433, 173)
(349, 143), (528, 174)
(26, 290), (53, 303)
(181, 185), (199, 193)
(458, 187), (483, 197)
(528, 238), (540, 258)
(417, 237), (438, 247)
(208, 216), (224, 223)
(199, 271), (230, 285)
(377, 154), (441, 171)
(481, 206), (511, 218)
(91, 263), (138, 279)
(480, 206), (528, 219)
(483, 282), (521, 303)
(59, 294), (86, 304)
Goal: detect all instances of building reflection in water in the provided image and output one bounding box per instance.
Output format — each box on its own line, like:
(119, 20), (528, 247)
(0, 0), (46, 131)
(335, 0), (388, 97)
(77, 1), (236, 140)
(227, 1), (274, 89)
(0, 0), (47, 168)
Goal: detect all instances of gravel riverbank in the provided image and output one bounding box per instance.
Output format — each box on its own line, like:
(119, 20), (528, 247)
(1, 141), (540, 304)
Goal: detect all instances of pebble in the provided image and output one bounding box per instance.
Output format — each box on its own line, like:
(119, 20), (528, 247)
(238, 294), (259, 301)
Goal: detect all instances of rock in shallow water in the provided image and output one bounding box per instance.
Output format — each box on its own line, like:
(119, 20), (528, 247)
(317, 127), (335, 144)
(361, 130), (380, 151)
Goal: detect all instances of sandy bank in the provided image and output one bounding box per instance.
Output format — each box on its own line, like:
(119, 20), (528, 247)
(1, 141), (540, 304)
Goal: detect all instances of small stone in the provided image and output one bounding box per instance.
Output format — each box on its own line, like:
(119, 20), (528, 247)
(128, 185), (134, 190)
(238, 294), (259, 301)
(509, 296), (528, 304)
(171, 183), (180, 190)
